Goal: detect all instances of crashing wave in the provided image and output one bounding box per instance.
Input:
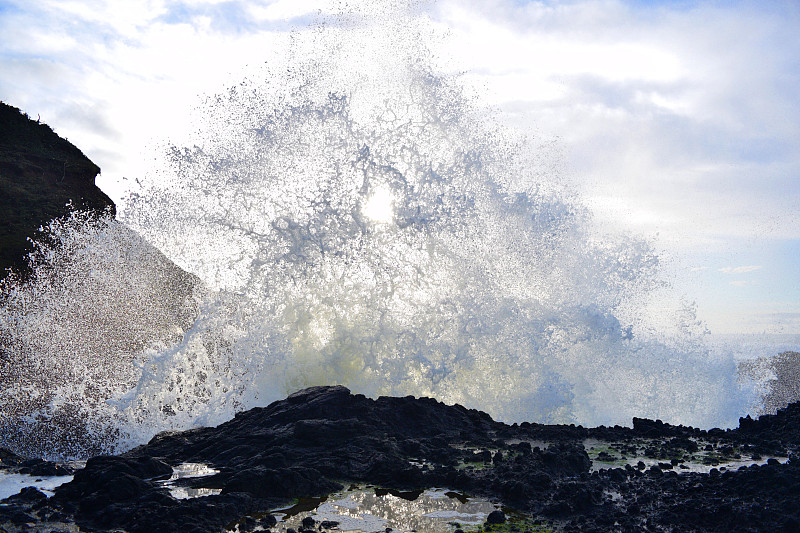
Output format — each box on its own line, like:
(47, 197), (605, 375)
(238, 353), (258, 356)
(0, 5), (755, 458)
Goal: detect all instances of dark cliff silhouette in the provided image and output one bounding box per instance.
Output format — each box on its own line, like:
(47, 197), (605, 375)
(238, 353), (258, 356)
(0, 103), (200, 450)
(0, 101), (115, 278)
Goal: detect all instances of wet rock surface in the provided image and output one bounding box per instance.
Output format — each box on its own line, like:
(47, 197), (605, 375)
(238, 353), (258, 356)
(2, 385), (799, 532)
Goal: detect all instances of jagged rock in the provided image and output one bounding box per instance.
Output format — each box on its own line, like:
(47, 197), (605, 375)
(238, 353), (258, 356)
(0, 447), (23, 468)
(0, 101), (114, 278)
(2, 386), (800, 533)
(18, 458), (72, 476)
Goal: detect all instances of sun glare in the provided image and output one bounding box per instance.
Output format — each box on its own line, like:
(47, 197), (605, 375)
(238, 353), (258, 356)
(363, 186), (395, 224)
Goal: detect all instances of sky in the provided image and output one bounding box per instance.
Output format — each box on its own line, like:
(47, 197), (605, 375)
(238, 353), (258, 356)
(0, 0), (798, 335)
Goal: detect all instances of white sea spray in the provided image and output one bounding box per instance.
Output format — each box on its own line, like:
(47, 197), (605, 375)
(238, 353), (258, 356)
(0, 4), (758, 458)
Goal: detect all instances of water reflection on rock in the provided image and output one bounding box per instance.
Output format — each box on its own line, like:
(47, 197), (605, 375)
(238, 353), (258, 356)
(277, 488), (497, 533)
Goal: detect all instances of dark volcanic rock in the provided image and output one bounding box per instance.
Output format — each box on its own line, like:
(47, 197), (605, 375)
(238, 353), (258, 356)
(0, 101), (115, 278)
(18, 457), (73, 476)
(732, 400), (800, 453)
(26, 386), (568, 532)
(52, 456), (173, 516)
(0, 447), (23, 468)
(3, 386), (800, 533)
(486, 509), (506, 524)
(136, 386), (501, 470)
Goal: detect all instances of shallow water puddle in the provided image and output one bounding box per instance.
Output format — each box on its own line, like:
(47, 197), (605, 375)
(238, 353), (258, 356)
(0, 472), (73, 500)
(584, 438), (789, 473)
(0, 461), (224, 502)
(159, 462), (222, 499)
(271, 487), (498, 533)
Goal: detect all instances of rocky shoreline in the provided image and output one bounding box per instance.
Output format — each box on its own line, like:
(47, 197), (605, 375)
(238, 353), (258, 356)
(1, 385), (799, 533)
(2, 104), (799, 532)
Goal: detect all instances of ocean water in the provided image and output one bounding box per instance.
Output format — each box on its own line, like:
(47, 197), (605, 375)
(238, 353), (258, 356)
(0, 4), (794, 460)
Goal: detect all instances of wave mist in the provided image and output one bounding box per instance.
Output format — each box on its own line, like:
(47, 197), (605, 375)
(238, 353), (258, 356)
(0, 5), (753, 458)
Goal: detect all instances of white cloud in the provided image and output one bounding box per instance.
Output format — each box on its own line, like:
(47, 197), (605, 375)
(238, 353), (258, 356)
(718, 266), (763, 274)
(433, 0), (800, 248)
(248, 0), (330, 21)
(40, 0), (168, 37)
